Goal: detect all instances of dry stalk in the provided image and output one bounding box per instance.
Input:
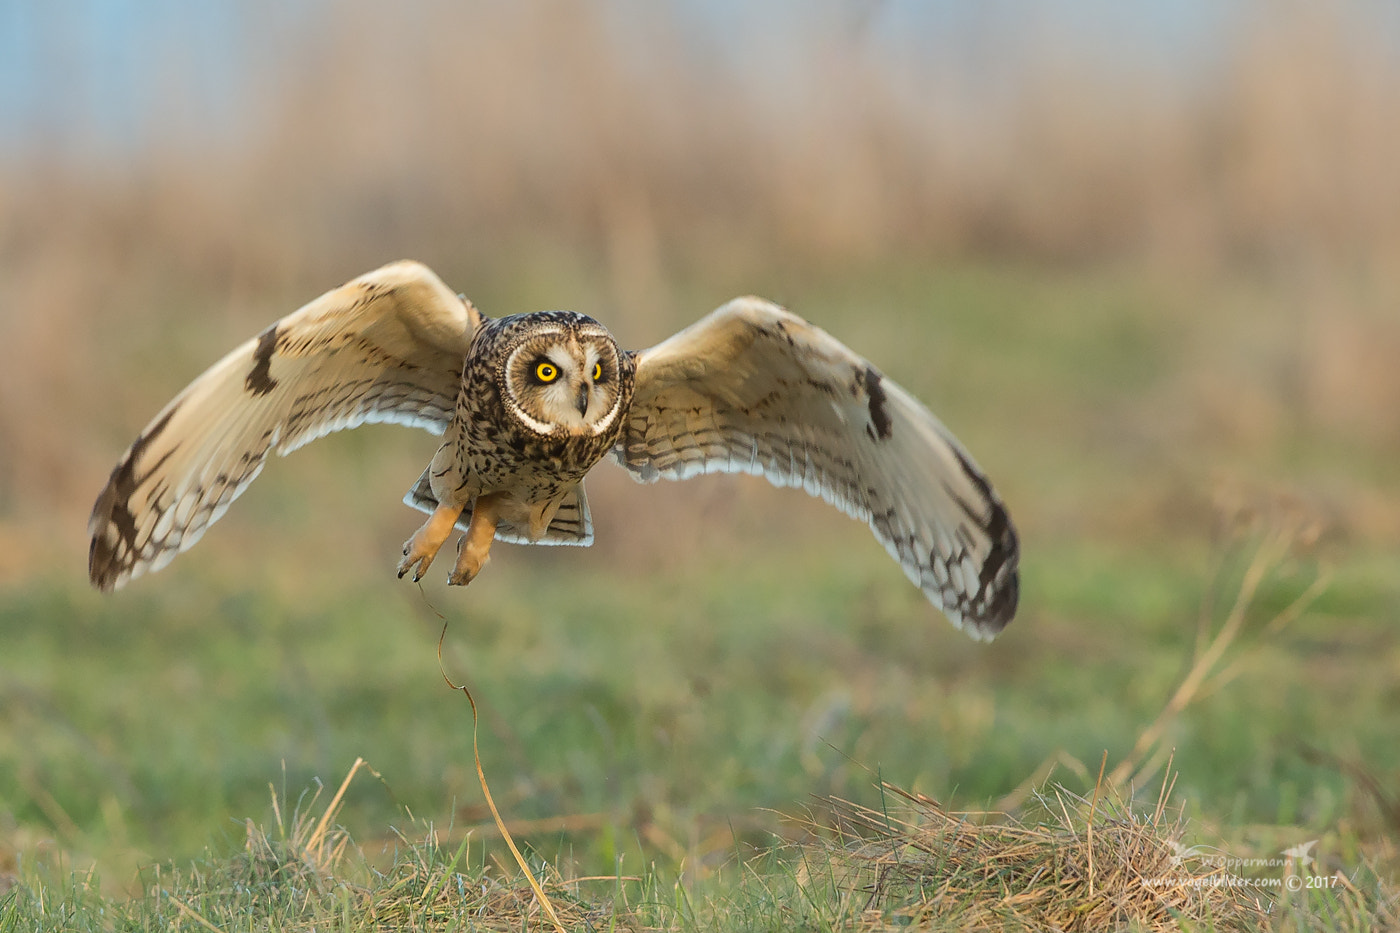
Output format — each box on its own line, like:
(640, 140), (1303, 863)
(1107, 504), (1331, 790)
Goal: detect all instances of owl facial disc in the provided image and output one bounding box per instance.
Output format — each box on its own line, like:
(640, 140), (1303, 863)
(501, 320), (625, 437)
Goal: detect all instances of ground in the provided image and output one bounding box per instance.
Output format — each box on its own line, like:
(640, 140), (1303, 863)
(1, 261), (1397, 929)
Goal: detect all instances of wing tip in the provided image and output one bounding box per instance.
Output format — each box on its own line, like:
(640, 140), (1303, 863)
(925, 494), (1019, 640)
(965, 503), (1021, 640)
(87, 533), (120, 592)
(960, 571), (1019, 641)
(87, 465), (130, 593)
(973, 551), (1022, 642)
(88, 497), (140, 593)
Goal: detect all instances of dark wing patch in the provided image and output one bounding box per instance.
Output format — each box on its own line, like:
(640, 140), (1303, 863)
(945, 445), (1020, 635)
(864, 365), (893, 441)
(245, 324), (281, 396)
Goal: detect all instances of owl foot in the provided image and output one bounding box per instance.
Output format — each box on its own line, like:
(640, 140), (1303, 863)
(397, 500), (465, 582)
(448, 537), (487, 586)
(448, 492), (504, 586)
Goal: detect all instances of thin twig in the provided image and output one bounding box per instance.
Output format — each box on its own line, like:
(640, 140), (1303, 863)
(428, 590), (569, 933)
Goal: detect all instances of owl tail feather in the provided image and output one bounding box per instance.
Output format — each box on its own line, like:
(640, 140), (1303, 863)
(402, 470), (594, 547)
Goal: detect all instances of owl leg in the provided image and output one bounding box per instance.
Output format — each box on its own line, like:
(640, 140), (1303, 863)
(449, 492), (504, 586)
(397, 499), (464, 583)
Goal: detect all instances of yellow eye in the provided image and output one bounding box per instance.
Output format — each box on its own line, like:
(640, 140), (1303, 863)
(592, 362), (603, 381)
(535, 361), (558, 382)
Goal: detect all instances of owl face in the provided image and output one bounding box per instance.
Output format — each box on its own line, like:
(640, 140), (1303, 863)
(496, 313), (628, 437)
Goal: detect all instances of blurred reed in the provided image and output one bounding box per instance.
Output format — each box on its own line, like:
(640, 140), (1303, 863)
(1, 0), (1397, 552)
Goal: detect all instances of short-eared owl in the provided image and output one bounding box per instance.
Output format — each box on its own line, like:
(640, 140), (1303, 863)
(89, 261), (1020, 638)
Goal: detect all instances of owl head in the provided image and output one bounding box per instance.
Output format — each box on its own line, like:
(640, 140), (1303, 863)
(493, 311), (632, 437)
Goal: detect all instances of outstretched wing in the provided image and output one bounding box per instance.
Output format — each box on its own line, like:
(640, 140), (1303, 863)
(89, 260), (483, 592)
(613, 297), (1019, 639)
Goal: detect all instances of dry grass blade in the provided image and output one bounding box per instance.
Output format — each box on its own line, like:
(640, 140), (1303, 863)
(428, 592), (569, 933)
(1107, 495), (1331, 790)
(359, 840), (614, 932)
(305, 756), (367, 868)
(164, 892), (227, 933)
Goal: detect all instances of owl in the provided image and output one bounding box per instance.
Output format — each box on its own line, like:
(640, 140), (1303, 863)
(89, 261), (1019, 638)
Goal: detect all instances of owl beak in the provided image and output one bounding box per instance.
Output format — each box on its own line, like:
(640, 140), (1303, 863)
(574, 386), (589, 417)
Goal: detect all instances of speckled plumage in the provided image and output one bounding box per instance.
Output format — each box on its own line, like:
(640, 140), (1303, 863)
(89, 260), (1019, 638)
(406, 309), (635, 549)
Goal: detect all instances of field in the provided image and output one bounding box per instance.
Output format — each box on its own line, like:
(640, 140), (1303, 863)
(2, 4), (1399, 929)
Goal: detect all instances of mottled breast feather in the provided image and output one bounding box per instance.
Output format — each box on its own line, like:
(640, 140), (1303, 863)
(613, 296), (1019, 639)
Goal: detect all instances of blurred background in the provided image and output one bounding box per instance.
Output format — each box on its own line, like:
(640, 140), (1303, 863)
(1, 0), (1397, 888)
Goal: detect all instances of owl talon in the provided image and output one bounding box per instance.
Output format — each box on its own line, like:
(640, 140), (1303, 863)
(396, 499), (464, 583)
(444, 534), (477, 585)
(396, 542), (435, 582)
(447, 556), (486, 587)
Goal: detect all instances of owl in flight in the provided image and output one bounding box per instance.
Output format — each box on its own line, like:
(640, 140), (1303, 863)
(89, 261), (1019, 638)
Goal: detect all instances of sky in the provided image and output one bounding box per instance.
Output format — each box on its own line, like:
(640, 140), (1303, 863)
(0, 0), (1254, 160)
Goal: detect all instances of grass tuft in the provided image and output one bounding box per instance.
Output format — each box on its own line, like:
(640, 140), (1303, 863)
(0, 760), (642, 932)
(808, 777), (1396, 932)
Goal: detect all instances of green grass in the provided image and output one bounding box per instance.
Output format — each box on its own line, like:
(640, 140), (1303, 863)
(2, 260), (1397, 928)
(4, 759), (1394, 931)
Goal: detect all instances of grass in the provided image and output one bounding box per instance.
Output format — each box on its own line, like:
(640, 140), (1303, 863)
(4, 756), (1394, 931)
(2, 260), (1398, 929)
(4, 5), (1400, 924)
(3, 461), (1397, 928)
